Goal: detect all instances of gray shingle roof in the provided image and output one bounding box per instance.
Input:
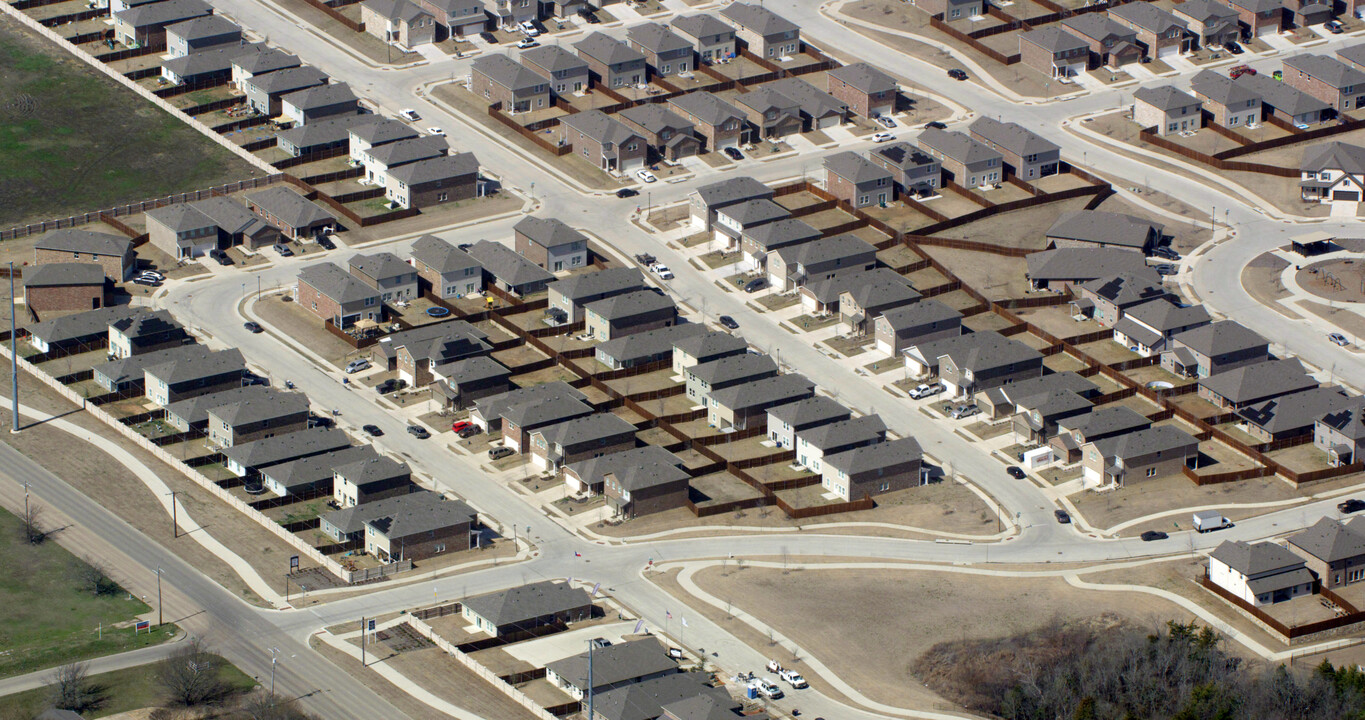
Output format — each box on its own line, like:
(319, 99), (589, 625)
(323, 487), (429, 535)
(718, 198), (789, 226)
(619, 104), (694, 136)
(627, 22), (692, 54)
(115, 0), (210, 28)
(365, 492), (476, 539)
(1019, 26), (1088, 54)
(766, 77), (846, 118)
(410, 234), (481, 275)
(1081, 272), (1167, 306)
(687, 353), (777, 385)
(386, 152), (479, 185)
(208, 391), (310, 427)
(668, 91), (744, 126)
(549, 267), (644, 302)
(513, 215), (582, 247)
(797, 414), (887, 451)
(576, 31), (645, 65)
(261, 445), (376, 493)
(562, 109), (643, 147)
(1134, 85), (1201, 112)
(1191, 69), (1260, 107)
(1026, 247), (1156, 284)
(351, 117), (420, 145)
(26, 306), (141, 346)
(546, 637), (677, 692)
(502, 395), (593, 429)
(165, 14), (240, 42)
(277, 113), (374, 151)
(598, 324), (706, 365)
(298, 262), (380, 305)
(1301, 141), (1365, 174)
(1061, 13), (1136, 42)
(374, 320), (489, 363)
(281, 82), (357, 112)
(473, 53), (548, 92)
(364, 134), (448, 167)
(744, 217), (820, 251)
(162, 42), (262, 80)
(871, 142), (937, 170)
(221, 427), (351, 470)
(349, 251), (411, 282)
(774, 233), (876, 268)
(707, 372), (814, 410)
(35, 229), (131, 257)
(94, 344), (198, 386)
(969, 117), (1059, 157)
(824, 436), (921, 475)
(1175, 0), (1240, 22)
(466, 240), (555, 287)
(146, 347), (244, 385)
(1109, 2), (1187, 33)
(110, 309), (183, 342)
(566, 444), (685, 489)
(824, 151), (893, 185)
(841, 268), (920, 309)
(362, 0), (429, 22)
(244, 66), (328, 95)
(1173, 320), (1267, 357)
(475, 381), (586, 421)
(1318, 396), (1365, 442)
(720, 2), (799, 36)
(1288, 517), (1365, 563)
(878, 298), (961, 332)
(335, 454), (410, 486)
(1211, 539), (1307, 576)
(938, 330), (1043, 372)
(827, 62), (896, 94)
(767, 396), (851, 427)
(585, 289), (675, 321)
(1059, 405), (1151, 438)
(1049, 211), (1161, 248)
(1284, 54), (1365, 89)
(232, 46), (300, 75)
(247, 187), (335, 229)
(670, 13), (734, 39)
(672, 329), (747, 359)
(594, 673), (727, 720)
(165, 385), (276, 428)
(433, 355), (509, 385)
(520, 44), (589, 73)
(1238, 386), (1351, 435)
(1199, 358), (1318, 404)
(1090, 424), (1198, 461)
(461, 580), (593, 627)
(1124, 298), (1210, 333)
(1338, 43), (1365, 71)
(1237, 72), (1330, 117)
(692, 176), (774, 208)
(917, 127), (1001, 165)
(24, 262), (105, 287)
(534, 412), (636, 447)
(735, 86), (799, 116)
(993, 371), (1098, 405)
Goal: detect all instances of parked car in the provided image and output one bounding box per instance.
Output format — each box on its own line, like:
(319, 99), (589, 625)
(1225, 41), (1243, 55)
(724, 146), (745, 161)
(132, 276), (161, 288)
(458, 425), (481, 439)
(1140, 530), (1168, 541)
(636, 169), (657, 183)
(516, 38), (539, 49)
(908, 383), (942, 399)
(1153, 246), (1180, 260)
(399, 108), (420, 121)
(451, 420), (474, 434)
(1055, 509), (1071, 524)
(489, 446), (515, 460)
(1154, 264), (1178, 276)
(362, 424), (383, 436)
(317, 235), (336, 250)
(243, 321), (263, 334)
(427, 127), (445, 136)
(580, 9), (600, 23)
(273, 243), (294, 257)
(779, 669), (808, 689)
(209, 248), (233, 265)
(1228, 64), (1254, 79)
(407, 425), (430, 439)
(1327, 19), (1344, 33)
(872, 132), (895, 143)
(743, 278), (767, 293)
(877, 116), (896, 129)
(138, 270), (165, 281)
(345, 358), (371, 374)
(616, 188), (639, 199)
(520, 20), (539, 36)
(718, 315), (739, 330)
(1330, 332), (1350, 347)
(1338, 498), (1365, 513)
(650, 263), (673, 280)
(924, 121), (947, 130)
(376, 378), (407, 394)
(634, 252), (656, 266)
(1006, 466), (1026, 479)
(947, 68), (968, 81)
(748, 678), (783, 700)
(949, 404), (978, 419)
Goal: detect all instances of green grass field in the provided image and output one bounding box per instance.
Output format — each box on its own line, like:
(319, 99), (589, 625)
(0, 508), (177, 678)
(0, 14), (263, 227)
(0, 655), (256, 718)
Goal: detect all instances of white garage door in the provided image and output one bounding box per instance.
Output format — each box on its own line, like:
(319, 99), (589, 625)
(1084, 466), (1102, 486)
(815, 115), (840, 130)
(800, 290), (818, 312)
(876, 339), (894, 357)
(1158, 44), (1178, 59)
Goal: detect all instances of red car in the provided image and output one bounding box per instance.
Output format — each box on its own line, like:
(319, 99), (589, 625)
(1229, 65), (1255, 80)
(451, 421), (473, 433)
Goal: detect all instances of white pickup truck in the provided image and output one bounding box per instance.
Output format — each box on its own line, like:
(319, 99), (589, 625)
(748, 677), (783, 699)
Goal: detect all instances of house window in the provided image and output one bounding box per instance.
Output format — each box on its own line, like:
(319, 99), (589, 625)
(1146, 468), (1157, 477)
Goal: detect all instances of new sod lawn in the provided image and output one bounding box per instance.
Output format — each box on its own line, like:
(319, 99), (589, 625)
(0, 655), (256, 718)
(0, 14), (263, 227)
(0, 508), (177, 678)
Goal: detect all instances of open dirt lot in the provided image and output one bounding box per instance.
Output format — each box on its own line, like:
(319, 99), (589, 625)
(662, 564), (1199, 710)
(382, 645), (544, 720)
(1069, 471), (1303, 535)
(0, 14), (262, 226)
(252, 293), (361, 368)
(1241, 252), (1297, 318)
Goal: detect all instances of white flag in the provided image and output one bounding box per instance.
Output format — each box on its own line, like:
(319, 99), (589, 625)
(681, 616), (689, 628)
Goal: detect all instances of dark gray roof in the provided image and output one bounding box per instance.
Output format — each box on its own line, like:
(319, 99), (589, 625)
(797, 415), (886, 451)
(364, 135), (448, 167)
(323, 487), (434, 535)
(165, 385), (276, 427)
(546, 638), (677, 691)
(766, 77), (846, 118)
(1173, 320), (1267, 357)
(1175, 0), (1240, 22)
(534, 412), (636, 447)
(824, 151), (893, 185)
(672, 329), (748, 359)
(475, 381), (586, 421)
(164, 14), (240, 42)
(1199, 358), (1317, 404)
(1284, 54), (1365, 89)
(549, 267), (644, 302)
(1238, 386), (1351, 434)
(566, 444), (685, 488)
(362, 0), (430, 22)
(744, 217), (820, 251)
(707, 373), (814, 410)
(584, 289), (675, 321)
(349, 251), (411, 282)
(1061, 13), (1137, 42)
(145, 347), (244, 385)
(232, 46), (300, 74)
(619, 104), (694, 136)
(221, 427), (351, 470)
(594, 673), (727, 720)
(516, 216), (587, 249)
(1081, 272), (1167, 306)
(350, 117), (420, 145)
(1288, 517), (1365, 563)
(1124, 298), (1211, 333)
(1049, 210), (1161, 248)
(575, 31), (645, 65)
(660, 694), (745, 720)
(717, 198), (789, 226)
(774, 233), (876, 268)
(374, 320), (489, 363)
(520, 44), (589, 72)
(1301, 142), (1365, 174)
(208, 390), (310, 427)
(1090, 424), (1198, 460)
(109, 309), (182, 341)
(1319, 396), (1365, 441)
(94, 344), (199, 386)
(277, 114), (374, 151)
(1211, 539), (1307, 576)
(386, 152), (480, 185)
(433, 355), (510, 385)
(162, 42), (263, 80)
(878, 299), (961, 332)
(24, 262), (105, 287)
(335, 454), (410, 487)
(871, 142), (937, 170)
(993, 371), (1099, 405)
(297, 262), (380, 304)
(472, 53), (548, 91)
(606, 462), (693, 496)
(466, 240), (555, 287)
(827, 62), (896, 94)
(1191, 69), (1260, 107)
(1338, 43), (1365, 70)
(562, 109), (642, 146)
(244, 66), (328, 95)
(598, 323), (707, 365)
(365, 493), (476, 539)
(687, 353), (777, 385)
(502, 394), (593, 429)
(462, 580), (593, 627)
(114, 0), (210, 28)
(281, 82), (357, 112)
(720, 2), (799, 36)
(668, 91), (745, 126)
(670, 14), (734, 39)
(824, 436), (921, 475)
(918, 128), (1001, 165)
(1109, 2), (1187, 32)
(1237, 72), (1330, 117)
(1019, 26), (1088, 54)
(969, 117), (1059, 157)
(26, 306), (141, 346)
(1134, 85), (1201, 112)
(1058, 405), (1151, 437)
(410, 235), (481, 275)
(35, 229), (131, 257)
(735, 86), (799, 115)
(767, 396), (851, 427)
(692, 176), (774, 208)
(927, 329), (1042, 372)
(627, 22), (692, 54)
(246, 187), (335, 229)
(1025, 247), (1154, 283)
(841, 268), (920, 309)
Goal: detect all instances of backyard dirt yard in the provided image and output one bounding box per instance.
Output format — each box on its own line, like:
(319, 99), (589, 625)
(252, 293), (360, 368)
(933, 196), (1093, 250)
(923, 248), (1030, 301)
(1068, 471), (1305, 535)
(381, 645), (543, 720)
(660, 564), (1198, 710)
(0, 16), (262, 226)
(1097, 194), (1211, 253)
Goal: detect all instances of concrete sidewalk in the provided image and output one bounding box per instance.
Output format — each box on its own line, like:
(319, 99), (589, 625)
(0, 633), (186, 697)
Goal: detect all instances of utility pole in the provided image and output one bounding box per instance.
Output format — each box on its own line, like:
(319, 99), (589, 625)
(155, 566), (163, 626)
(166, 490), (178, 538)
(9, 262), (18, 433)
(586, 640), (594, 720)
(361, 616), (366, 666)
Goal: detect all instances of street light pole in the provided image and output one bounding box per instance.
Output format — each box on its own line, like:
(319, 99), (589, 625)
(155, 566), (163, 626)
(9, 261), (18, 433)
(166, 490), (178, 538)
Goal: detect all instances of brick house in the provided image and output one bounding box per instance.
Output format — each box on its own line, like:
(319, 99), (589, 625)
(360, 0), (436, 49)
(734, 87), (803, 139)
(1191, 69), (1263, 128)
(1018, 26), (1089, 79)
(916, 127), (1002, 188)
(719, 2), (800, 59)
(471, 54), (550, 114)
(34, 229), (135, 281)
(1283, 54), (1365, 112)
(146, 196), (280, 259)
(559, 110), (648, 177)
(23, 263), (107, 318)
(1081, 425), (1199, 487)
(349, 252), (419, 304)
(384, 152), (480, 210)
(1300, 141), (1365, 208)
(1060, 14), (1143, 68)
(520, 45), (590, 96)
(668, 91), (746, 151)
(1076, 272), (1168, 326)
(1108, 2), (1191, 60)
(575, 32), (646, 88)
(548, 266), (645, 323)
(670, 14), (736, 63)
(245, 187), (336, 240)
(618, 104), (702, 162)
(296, 262), (382, 328)
(381, 321), (490, 386)
(413, 0), (487, 38)
(766, 396), (851, 449)
(869, 142), (941, 196)
(968, 117), (1061, 180)
(459, 581), (594, 639)
(1134, 85), (1203, 136)
(432, 356), (512, 410)
(514, 216), (588, 272)
(364, 492), (477, 561)
(1288, 517), (1365, 589)
(1172, 0), (1241, 49)
(626, 22), (694, 77)
(825, 62), (897, 119)
(823, 151), (894, 208)
(821, 437), (922, 501)
(409, 234), (483, 299)
(529, 412), (637, 473)
(1226, 0), (1284, 38)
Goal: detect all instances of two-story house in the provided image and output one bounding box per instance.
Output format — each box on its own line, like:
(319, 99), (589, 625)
(767, 234), (877, 293)
(583, 289), (677, 341)
(559, 110), (647, 177)
(1316, 396), (1365, 466)
(668, 91), (746, 152)
(206, 392), (311, 447)
(1076, 272), (1169, 327)
(548, 267), (645, 324)
(1226, 0), (1283, 38)
(712, 198), (789, 251)
(917, 127), (1003, 188)
(1209, 540), (1316, 606)
(706, 373), (815, 430)
(349, 252), (419, 304)
(1046, 210), (1164, 254)
(514, 216), (588, 272)
(1051, 405), (1152, 463)
(164, 14), (241, 57)
(671, 330), (747, 375)
(414, 0), (488, 37)
(358, 134), (448, 184)
(734, 87), (803, 139)
(1197, 358), (1318, 410)
(1108, 2), (1191, 60)
(738, 217), (820, 272)
(626, 22), (693, 77)
(1288, 517), (1365, 590)
(409, 234), (484, 299)
(794, 415), (887, 473)
(1018, 26), (1089, 79)
(684, 353), (778, 403)
(869, 142), (942, 197)
(521, 44), (590, 96)
(241, 66), (328, 117)
(838, 269), (921, 335)
(280, 82), (360, 126)
(1300, 141), (1365, 210)
(1191, 69), (1263, 128)
(575, 32), (646, 89)
(143, 347), (246, 407)
(968, 117), (1061, 180)
(670, 14), (736, 63)
(875, 299), (961, 357)
(1112, 297), (1212, 356)
(108, 310), (188, 359)
(618, 104), (702, 162)
(471, 53), (550, 114)
(1162, 320), (1270, 378)
(333, 455), (412, 507)
(935, 330), (1045, 399)
(1283, 54), (1365, 113)
(1133, 85), (1204, 136)
(1060, 14), (1142, 68)
(766, 396), (851, 449)
(1172, 0), (1241, 49)
(823, 151), (895, 208)
(688, 176), (774, 231)
(1081, 424), (1199, 487)
(822, 437), (923, 501)
(825, 62), (897, 119)
(360, 0), (436, 49)
(529, 412), (637, 473)
(719, 2), (800, 58)
(296, 262), (383, 329)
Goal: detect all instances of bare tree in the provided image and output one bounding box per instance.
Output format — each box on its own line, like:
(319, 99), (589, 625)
(72, 555), (120, 596)
(47, 661), (101, 714)
(239, 690), (317, 720)
(20, 503), (45, 545)
(157, 637), (227, 708)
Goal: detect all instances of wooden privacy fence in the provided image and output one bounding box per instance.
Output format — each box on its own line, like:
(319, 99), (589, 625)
(1138, 127), (1299, 177)
(298, 0), (364, 30)
(1215, 115), (1365, 160)
(1200, 575), (1365, 640)
(489, 103), (573, 156)
(406, 617), (565, 720)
